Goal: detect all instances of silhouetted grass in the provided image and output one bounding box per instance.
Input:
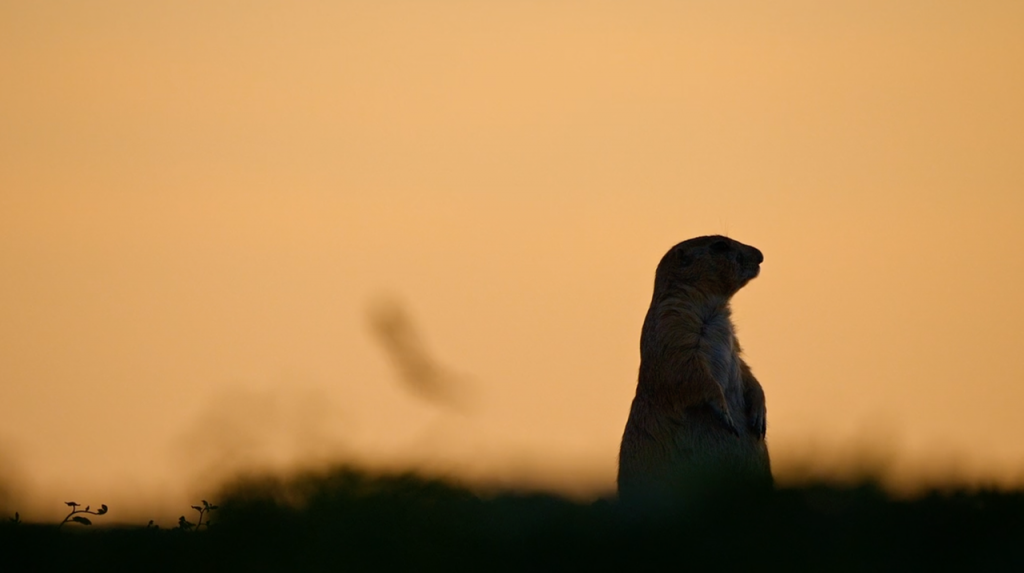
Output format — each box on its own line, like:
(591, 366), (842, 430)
(2, 466), (1023, 571)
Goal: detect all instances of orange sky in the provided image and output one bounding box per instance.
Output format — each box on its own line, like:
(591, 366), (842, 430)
(2, 1), (1023, 523)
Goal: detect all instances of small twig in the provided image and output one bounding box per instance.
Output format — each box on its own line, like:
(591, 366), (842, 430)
(58, 501), (108, 528)
(190, 500), (218, 532)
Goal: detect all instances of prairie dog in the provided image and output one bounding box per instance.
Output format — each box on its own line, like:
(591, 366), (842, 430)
(617, 236), (771, 503)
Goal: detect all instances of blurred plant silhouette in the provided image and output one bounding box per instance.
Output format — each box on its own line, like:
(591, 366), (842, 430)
(368, 297), (475, 411)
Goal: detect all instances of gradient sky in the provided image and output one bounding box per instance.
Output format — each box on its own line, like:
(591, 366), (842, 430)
(2, 1), (1023, 523)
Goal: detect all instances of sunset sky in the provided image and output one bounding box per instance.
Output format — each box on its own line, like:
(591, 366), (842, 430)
(2, 1), (1023, 523)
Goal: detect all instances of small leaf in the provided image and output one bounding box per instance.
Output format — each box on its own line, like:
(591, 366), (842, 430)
(202, 500), (209, 506)
(65, 501), (78, 507)
(97, 505), (108, 515)
(71, 516), (92, 526)
(209, 505), (219, 510)
(191, 505), (202, 511)
(85, 506), (90, 511)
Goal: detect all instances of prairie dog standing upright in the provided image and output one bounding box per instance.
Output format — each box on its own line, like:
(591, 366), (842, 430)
(617, 236), (771, 503)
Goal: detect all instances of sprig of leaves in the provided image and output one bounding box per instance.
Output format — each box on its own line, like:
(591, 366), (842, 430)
(179, 499), (218, 532)
(58, 501), (109, 528)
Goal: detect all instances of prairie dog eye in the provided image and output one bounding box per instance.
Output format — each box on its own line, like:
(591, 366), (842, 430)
(710, 240), (730, 252)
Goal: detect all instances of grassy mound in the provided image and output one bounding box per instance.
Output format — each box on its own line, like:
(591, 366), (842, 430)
(3, 466), (1023, 571)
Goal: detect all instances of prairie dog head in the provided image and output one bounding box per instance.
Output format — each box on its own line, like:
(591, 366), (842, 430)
(653, 235), (764, 299)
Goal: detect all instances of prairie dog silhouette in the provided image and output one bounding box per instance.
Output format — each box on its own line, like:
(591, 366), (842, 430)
(618, 236), (771, 503)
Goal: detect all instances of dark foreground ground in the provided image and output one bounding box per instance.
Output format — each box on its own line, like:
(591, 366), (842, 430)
(3, 466), (1023, 571)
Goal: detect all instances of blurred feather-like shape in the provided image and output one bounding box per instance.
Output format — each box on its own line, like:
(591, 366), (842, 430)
(368, 298), (474, 412)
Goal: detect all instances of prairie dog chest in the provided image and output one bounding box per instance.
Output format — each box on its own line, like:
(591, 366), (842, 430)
(700, 314), (742, 394)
